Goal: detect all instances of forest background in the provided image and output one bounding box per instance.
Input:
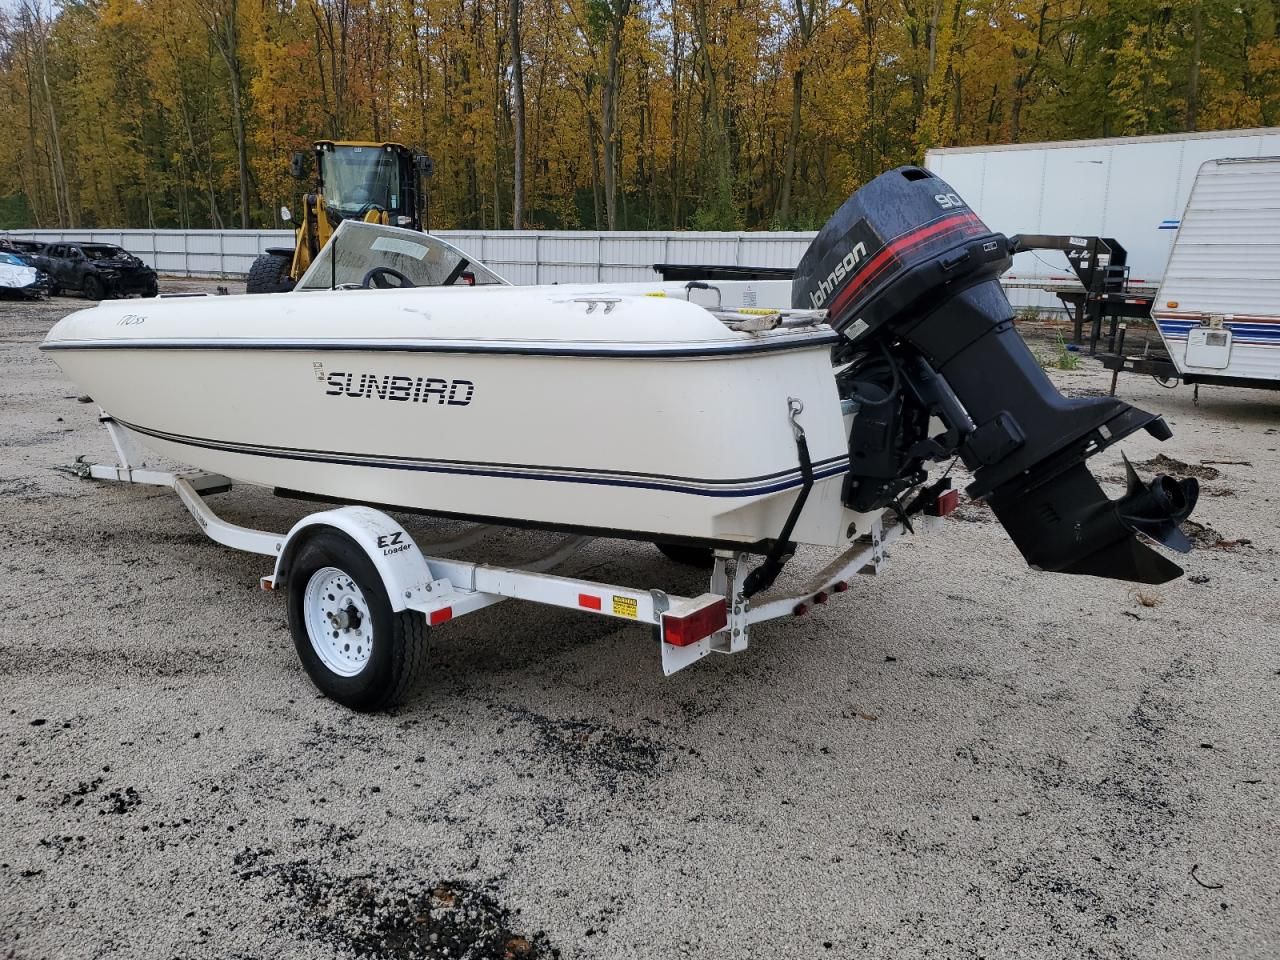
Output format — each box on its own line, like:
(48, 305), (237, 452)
(1, 0), (1277, 231)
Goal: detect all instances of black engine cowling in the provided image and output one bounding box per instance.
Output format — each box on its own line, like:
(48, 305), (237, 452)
(793, 166), (1197, 584)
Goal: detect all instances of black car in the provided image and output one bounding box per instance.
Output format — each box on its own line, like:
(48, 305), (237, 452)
(0, 237), (49, 261)
(40, 242), (158, 299)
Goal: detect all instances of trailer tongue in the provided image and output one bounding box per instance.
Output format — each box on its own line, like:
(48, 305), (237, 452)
(793, 166), (1198, 584)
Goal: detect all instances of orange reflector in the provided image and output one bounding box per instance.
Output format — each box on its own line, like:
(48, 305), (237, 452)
(661, 598), (727, 647)
(578, 593), (602, 611)
(1167, 300), (1179, 308)
(429, 607), (453, 626)
(259, 577), (275, 591)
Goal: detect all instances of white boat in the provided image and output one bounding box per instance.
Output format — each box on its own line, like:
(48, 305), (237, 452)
(44, 226), (857, 551)
(44, 169), (1198, 584)
(1152, 157), (1280, 389)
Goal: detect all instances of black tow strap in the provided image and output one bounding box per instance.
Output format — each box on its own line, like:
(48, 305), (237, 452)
(743, 398), (814, 598)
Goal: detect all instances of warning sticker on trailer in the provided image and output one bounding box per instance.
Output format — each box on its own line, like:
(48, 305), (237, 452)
(612, 595), (639, 618)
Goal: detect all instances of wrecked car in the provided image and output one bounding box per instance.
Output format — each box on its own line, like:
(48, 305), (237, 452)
(39, 242), (158, 300)
(0, 250), (51, 299)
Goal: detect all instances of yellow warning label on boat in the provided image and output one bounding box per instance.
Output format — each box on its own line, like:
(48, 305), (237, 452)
(613, 595), (639, 618)
(644, 291), (667, 297)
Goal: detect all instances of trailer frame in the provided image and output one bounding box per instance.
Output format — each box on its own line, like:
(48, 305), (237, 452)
(81, 414), (939, 700)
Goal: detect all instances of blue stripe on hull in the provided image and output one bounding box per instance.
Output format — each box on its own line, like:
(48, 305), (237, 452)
(118, 419), (852, 498)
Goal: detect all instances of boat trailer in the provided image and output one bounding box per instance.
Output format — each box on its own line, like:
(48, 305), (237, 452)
(82, 413), (941, 709)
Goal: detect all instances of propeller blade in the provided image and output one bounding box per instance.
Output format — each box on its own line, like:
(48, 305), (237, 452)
(1122, 452), (1143, 497)
(1115, 474), (1199, 554)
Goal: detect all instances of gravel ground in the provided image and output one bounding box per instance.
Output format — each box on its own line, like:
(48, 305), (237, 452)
(2, 284), (1278, 959)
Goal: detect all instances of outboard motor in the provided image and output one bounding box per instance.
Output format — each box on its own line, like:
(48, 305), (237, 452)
(794, 166), (1197, 584)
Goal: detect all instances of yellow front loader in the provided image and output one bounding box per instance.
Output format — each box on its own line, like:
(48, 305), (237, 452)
(247, 140), (434, 293)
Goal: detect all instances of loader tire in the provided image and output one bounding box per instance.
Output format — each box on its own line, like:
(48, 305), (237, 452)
(246, 252), (295, 294)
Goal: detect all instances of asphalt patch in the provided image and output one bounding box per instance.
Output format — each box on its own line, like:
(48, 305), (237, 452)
(252, 856), (556, 960)
(1182, 520), (1253, 551)
(1133, 454), (1221, 481)
(493, 704), (666, 795)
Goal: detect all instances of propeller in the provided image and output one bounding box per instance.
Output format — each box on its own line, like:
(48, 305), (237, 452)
(1116, 453), (1199, 554)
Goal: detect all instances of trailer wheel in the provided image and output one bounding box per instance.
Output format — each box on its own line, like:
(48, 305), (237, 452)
(286, 529), (429, 711)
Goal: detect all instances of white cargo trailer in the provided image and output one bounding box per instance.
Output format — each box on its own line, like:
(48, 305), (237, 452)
(925, 127), (1280, 310)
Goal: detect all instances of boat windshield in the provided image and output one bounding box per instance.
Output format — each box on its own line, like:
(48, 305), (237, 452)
(295, 220), (509, 291)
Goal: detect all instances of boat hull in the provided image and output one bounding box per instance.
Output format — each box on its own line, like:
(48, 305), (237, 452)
(44, 287), (868, 548)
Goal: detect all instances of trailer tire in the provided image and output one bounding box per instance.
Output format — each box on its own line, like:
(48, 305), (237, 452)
(246, 251), (295, 294)
(286, 529), (430, 711)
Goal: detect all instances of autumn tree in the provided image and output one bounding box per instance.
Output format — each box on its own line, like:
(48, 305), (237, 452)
(0, 0), (1274, 230)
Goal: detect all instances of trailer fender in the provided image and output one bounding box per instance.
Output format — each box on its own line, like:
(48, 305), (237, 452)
(271, 506), (433, 612)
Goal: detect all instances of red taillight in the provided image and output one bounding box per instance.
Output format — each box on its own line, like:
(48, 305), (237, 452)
(928, 488), (959, 517)
(662, 598), (727, 647)
(429, 607), (453, 626)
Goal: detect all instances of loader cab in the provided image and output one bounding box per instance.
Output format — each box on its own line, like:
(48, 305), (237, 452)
(246, 139), (433, 295)
(313, 141), (424, 231)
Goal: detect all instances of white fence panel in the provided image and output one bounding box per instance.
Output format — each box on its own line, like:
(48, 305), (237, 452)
(5, 225), (1085, 316)
(3, 224), (1073, 312)
(5, 227), (825, 282)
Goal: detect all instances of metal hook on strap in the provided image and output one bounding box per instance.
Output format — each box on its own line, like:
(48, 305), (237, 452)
(787, 396), (805, 441)
(742, 397), (815, 598)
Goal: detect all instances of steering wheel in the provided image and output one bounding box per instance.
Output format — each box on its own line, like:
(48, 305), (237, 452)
(360, 266), (416, 289)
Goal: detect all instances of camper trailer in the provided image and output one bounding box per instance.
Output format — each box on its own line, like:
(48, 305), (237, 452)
(1152, 157), (1280, 389)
